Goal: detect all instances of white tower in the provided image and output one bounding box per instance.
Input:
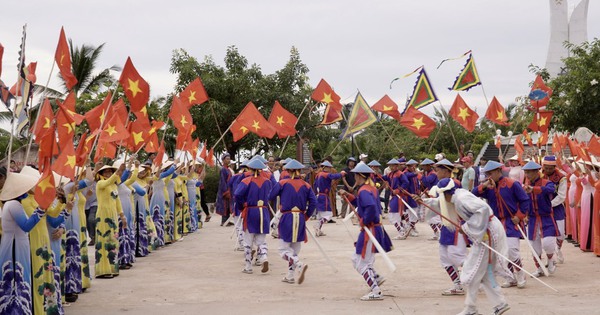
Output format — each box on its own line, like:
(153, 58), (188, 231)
(545, 0), (589, 77)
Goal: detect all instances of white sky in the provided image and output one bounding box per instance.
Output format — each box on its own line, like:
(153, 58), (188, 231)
(1, 0), (598, 118)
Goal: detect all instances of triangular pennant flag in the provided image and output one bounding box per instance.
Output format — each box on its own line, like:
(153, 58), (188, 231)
(311, 79), (343, 125)
(528, 110), (553, 132)
(54, 27), (78, 90)
(405, 68), (438, 110)
(529, 75), (553, 109)
(399, 106), (436, 138)
(119, 57), (149, 112)
(268, 101), (297, 139)
(450, 53), (481, 92)
(371, 95), (401, 121)
(448, 94), (479, 132)
(340, 92), (377, 139)
(485, 96), (510, 126)
(180, 77), (209, 108)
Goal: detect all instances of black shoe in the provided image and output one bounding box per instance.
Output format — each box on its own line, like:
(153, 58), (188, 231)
(88, 241), (95, 246)
(327, 219), (336, 224)
(65, 293), (78, 303)
(226, 222), (235, 226)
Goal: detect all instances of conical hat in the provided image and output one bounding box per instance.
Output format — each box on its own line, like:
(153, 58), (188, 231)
(0, 172), (39, 201)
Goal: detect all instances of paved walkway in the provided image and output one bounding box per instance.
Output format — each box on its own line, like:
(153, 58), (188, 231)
(69, 217), (600, 314)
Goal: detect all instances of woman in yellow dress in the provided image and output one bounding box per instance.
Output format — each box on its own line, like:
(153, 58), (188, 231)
(94, 162), (126, 278)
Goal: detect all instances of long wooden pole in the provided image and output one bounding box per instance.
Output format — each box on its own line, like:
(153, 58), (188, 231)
(24, 62), (56, 165)
(7, 24), (28, 170)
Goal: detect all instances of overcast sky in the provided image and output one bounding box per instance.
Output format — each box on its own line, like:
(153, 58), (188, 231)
(1, 0), (598, 118)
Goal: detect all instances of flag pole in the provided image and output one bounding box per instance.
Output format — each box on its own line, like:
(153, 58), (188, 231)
(7, 24), (28, 170)
(278, 99), (314, 157)
(86, 80), (121, 162)
(437, 102), (461, 154)
(210, 120), (235, 153)
(378, 120), (401, 152)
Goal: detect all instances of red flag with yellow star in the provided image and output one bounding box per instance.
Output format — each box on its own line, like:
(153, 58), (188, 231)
(56, 109), (78, 149)
(371, 95), (401, 121)
(180, 77), (209, 108)
(106, 99), (129, 126)
(34, 165), (56, 210)
(119, 57), (149, 112)
(57, 93), (84, 124)
(514, 136), (525, 162)
(399, 106), (436, 138)
(168, 96), (193, 132)
(38, 125), (58, 162)
(75, 131), (96, 167)
(128, 119), (149, 152)
(527, 110), (553, 132)
(94, 141), (117, 162)
(176, 125), (196, 151)
(268, 101), (297, 138)
(52, 138), (77, 180)
(537, 130), (549, 147)
(98, 114), (129, 143)
(153, 142), (166, 168)
(206, 147), (215, 167)
(484, 97), (510, 126)
(523, 129), (534, 147)
(587, 135), (600, 157)
(85, 92), (112, 132)
(54, 27), (78, 90)
(448, 94), (479, 132)
(33, 98), (55, 142)
(311, 79), (344, 125)
(552, 134), (563, 154)
(230, 102), (276, 141)
(144, 120), (164, 153)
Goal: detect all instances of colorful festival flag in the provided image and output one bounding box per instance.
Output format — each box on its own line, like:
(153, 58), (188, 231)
(448, 94), (479, 132)
(98, 114), (128, 143)
(529, 75), (553, 109)
(340, 92), (377, 139)
(449, 53), (481, 92)
(399, 106), (436, 138)
(267, 101), (297, 138)
(405, 68), (438, 111)
(54, 27), (78, 90)
(311, 79), (343, 125)
(371, 95), (401, 121)
(484, 96), (510, 126)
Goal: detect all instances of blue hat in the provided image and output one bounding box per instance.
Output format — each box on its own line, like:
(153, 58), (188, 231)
(397, 157), (407, 164)
(437, 178), (457, 195)
(347, 157), (357, 163)
(320, 161), (333, 167)
(542, 155), (557, 166)
(482, 161), (504, 173)
(240, 159), (250, 167)
(367, 160), (381, 167)
(282, 157), (292, 165)
(252, 155), (268, 164)
(351, 162), (374, 174)
(420, 158), (435, 165)
(284, 159), (304, 170)
(434, 159), (455, 169)
(221, 153), (231, 161)
(522, 161), (542, 171)
(387, 158), (399, 165)
(406, 159), (418, 165)
(246, 159), (266, 170)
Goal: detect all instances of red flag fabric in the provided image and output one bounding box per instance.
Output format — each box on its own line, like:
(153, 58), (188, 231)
(0, 43), (3, 77)
(119, 57), (149, 112)
(33, 98), (55, 142)
(311, 79), (343, 125)
(529, 75), (553, 109)
(528, 110), (553, 132)
(448, 94), (479, 132)
(371, 94), (401, 121)
(495, 136), (502, 149)
(399, 106), (436, 138)
(35, 166), (56, 210)
(75, 131), (96, 167)
(94, 141), (117, 162)
(56, 109), (77, 148)
(52, 138), (77, 180)
(206, 147), (215, 167)
(37, 125), (58, 162)
(523, 129), (534, 147)
(144, 120), (164, 153)
(85, 92), (112, 132)
(54, 27), (78, 90)
(268, 101), (297, 138)
(538, 130), (549, 147)
(168, 96), (193, 132)
(98, 114), (129, 143)
(175, 125), (196, 151)
(180, 77), (209, 108)
(485, 97), (510, 126)
(128, 119), (150, 152)
(106, 99), (129, 126)
(57, 94), (84, 125)
(153, 142), (166, 168)
(515, 136), (525, 162)
(189, 138), (200, 158)
(587, 135), (600, 157)
(230, 102), (276, 141)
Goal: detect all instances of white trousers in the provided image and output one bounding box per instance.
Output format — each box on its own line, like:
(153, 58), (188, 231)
(439, 236), (468, 268)
(506, 237), (522, 261)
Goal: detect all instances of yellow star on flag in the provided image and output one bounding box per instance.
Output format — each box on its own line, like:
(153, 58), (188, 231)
(537, 116), (547, 127)
(127, 79), (142, 98)
(43, 117), (51, 129)
(383, 105), (393, 111)
(458, 107), (471, 121)
(321, 93), (333, 104)
(187, 91), (197, 104)
(411, 117), (426, 130)
(496, 111), (504, 121)
(180, 115), (189, 127)
(149, 127), (157, 135)
(276, 116), (285, 126)
(139, 106), (148, 117)
(99, 111), (106, 123)
(251, 120), (261, 131)
(105, 125), (117, 136)
(65, 155), (76, 169)
(63, 122), (74, 134)
(132, 131), (144, 145)
(38, 176), (54, 194)
(240, 126), (249, 134)
(60, 54), (65, 67)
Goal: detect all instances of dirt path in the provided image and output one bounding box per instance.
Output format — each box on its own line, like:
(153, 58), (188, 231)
(68, 217), (600, 315)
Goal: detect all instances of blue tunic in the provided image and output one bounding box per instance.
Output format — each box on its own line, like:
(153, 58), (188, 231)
(404, 170), (420, 207)
(234, 174), (273, 234)
(525, 177), (559, 240)
(348, 184), (393, 256)
(216, 166), (233, 216)
(314, 171), (342, 212)
(269, 178), (317, 242)
(472, 176), (530, 238)
(383, 170), (408, 214)
(421, 170), (438, 191)
(542, 171), (567, 221)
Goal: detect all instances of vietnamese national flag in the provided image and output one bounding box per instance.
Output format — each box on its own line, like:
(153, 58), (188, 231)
(75, 131), (96, 167)
(35, 165), (56, 210)
(33, 98), (55, 142)
(37, 125), (58, 162)
(230, 102), (276, 141)
(98, 114), (129, 143)
(57, 93), (84, 124)
(56, 109), (78, 149)
(94, 141), (117, 162)
(144, 120), (164, 153)
(399, 106), (436, 138)
(153, 142), (166, 169)
(587, 135), (600, 157)
(176, 124), (196, 151)
(448, 94), (479, 132)
(528, 110), (553, 132)
(52, 138), (77, 180)
(523, 129), (534, 147)
(311, 79), (343, 125)
(119, 57), (149, 112)
(180, 77), (209, 108)
(128, 119), (150, 152)
(168, 96), (193, 132)
(106, 98), (129, 126)
(85, 92), (112, 131)
(514, 136), (525, 162)
(189, 138), (200, 158)
(54, 27), (78, 90)
(268, 101), (297, 138)
(484, 97), (510, 126)
(538, 130), (549, 147)
(206, 147), (215, 167)
(371, 94), (401, 121)
(495, 136), (502, 149)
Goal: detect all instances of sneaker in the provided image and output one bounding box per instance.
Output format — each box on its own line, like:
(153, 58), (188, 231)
(375, 274), (386, 286)
(556, 249), (564, 264)
(360, 291), (383, 301)
(261, 261), (269, 273)
(410, 229), (419, 237)
(442, 286), (465, 296)
(531, 268), (544, 278)
(428, 235), (439, 241)
(491, 303), (510, 315)
(317, 230), (327, 237)
(548, 260), (556, 275)
(297, 264), (308, 284)
(516, 271), (527, 288)
(315, 228), (321, 237)
(500, 281), (517, 288)
(394, 232), (408, 240)
(281, 277), (295, 284)
(328, 219), (336, 223)
(242, 268), (253, 274)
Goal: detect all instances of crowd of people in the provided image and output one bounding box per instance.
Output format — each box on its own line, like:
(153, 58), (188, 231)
(0, 157), (210, 314)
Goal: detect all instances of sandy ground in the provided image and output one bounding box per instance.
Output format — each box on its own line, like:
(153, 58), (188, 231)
(68, 214), (600, 315)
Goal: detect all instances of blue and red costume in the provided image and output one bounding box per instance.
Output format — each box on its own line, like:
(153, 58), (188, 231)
(269, 177), (317, 242)
(525, 177), (559, 240)
(234, 174), (273, 234)
(542, 171), (566, 221)
(347, 184), (393, 256)
(421, 169), (438, 191)
(314, 171), (343, 212)
(216, 165), (233, 217)
(383, 170), (408, 214)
